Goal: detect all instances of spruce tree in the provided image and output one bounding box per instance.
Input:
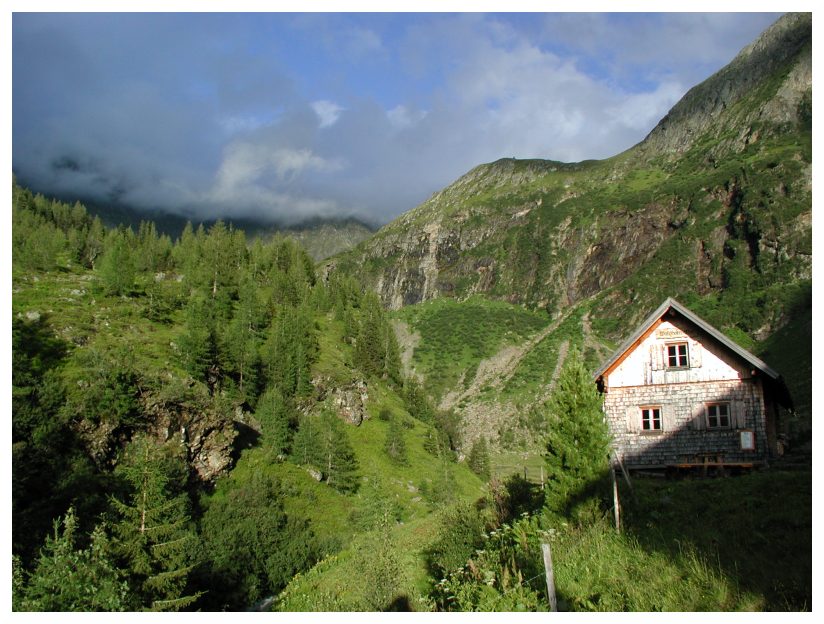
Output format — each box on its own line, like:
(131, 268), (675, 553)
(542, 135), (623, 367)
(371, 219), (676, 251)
(221, 276), (265, 400)
(318, 412), (360, 493)
(179, 293), (219, 385)
(291, 414), (322, 468)
(15, 509), (130, 611)
(543, 350), (612, 523)
(382, 319), (403, 385)
(353, 292), (383, 376)
(297, 412), (361, 493)
(109, 435), (202, 611)
(254, 387), (292, 455)
(199, 471), (318, 609)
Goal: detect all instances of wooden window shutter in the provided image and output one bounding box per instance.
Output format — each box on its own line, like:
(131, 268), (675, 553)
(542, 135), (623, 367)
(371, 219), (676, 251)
(660, 405), (669, 431)
(626, 406), (638, 433)
(690, 342), (702, 368)
(690, 403), (706, 430)
(650, 344), (665, 370)
(733, 401), (746, 428)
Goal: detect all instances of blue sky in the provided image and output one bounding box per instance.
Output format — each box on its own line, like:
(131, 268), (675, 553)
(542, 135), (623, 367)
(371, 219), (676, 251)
(11, 10), (783, 225)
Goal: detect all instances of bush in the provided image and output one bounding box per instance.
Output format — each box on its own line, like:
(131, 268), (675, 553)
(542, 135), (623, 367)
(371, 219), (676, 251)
(425, 503), (485, 579)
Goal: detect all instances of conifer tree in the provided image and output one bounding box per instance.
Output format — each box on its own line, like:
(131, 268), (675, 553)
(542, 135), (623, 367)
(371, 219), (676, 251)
(81, 215), (106, 269)
(354, 292), (384, 377)
(179, 293), (219, 385)
(254, 387), (292, 455)
(98, 228), (136, 296)
(264, 304), (316, 399)
(221, 275), (266, 400)
(291, 414), (322, 468)
(199, 471), (317, 609)
(14, 508), (130, 611)
(293, 413), (360, 493)
(543, 350), (612, 522)
(382, 319), (403, 385)
(404, 379), (435, 425)
(318, 412), (360, 493)
(109, 435), (202, 611)
(384, 415), (408, 465)
(468, 436), (491, 481)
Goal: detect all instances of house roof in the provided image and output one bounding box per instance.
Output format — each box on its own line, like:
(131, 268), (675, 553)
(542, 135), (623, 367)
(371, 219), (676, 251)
(594, 297), (783, 381)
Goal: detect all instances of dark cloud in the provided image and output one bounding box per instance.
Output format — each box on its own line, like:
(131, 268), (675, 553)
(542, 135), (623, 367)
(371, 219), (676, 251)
(12, 12), (783, 225)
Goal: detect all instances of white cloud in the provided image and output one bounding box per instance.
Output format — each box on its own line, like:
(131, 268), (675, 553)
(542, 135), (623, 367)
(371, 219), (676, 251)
(311, 100), (344, 128)
(13, 12), (783, 225)
(211, 142), (344, 201)
(218, 112), (278, 135)
(386, 104), (427, 129)
(605, 81), (686, 133)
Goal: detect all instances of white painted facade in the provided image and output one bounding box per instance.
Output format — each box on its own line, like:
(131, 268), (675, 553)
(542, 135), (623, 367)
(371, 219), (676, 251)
(606, 318), (750, 389)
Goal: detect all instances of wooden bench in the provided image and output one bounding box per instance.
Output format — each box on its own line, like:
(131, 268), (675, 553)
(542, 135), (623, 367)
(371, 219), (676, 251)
(670, 453), (754, 476)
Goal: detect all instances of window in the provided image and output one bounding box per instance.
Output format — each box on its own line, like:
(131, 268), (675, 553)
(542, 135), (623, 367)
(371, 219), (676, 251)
(667, 343), (689, 368)
(641, 407), (662, 432)
(706, 403), (731, 429)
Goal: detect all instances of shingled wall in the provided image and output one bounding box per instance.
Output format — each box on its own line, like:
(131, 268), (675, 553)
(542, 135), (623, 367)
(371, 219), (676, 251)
(604, 378), (768, 467)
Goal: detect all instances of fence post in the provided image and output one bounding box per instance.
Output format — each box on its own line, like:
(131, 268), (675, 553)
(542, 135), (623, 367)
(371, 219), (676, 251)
(541, 543), (557, 612)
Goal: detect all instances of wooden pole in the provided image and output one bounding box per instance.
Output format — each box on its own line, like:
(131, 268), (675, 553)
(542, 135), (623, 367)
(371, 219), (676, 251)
(611, 463), (621, 533)
(541, 543), (557, 612)
(612, 451), (633, 492)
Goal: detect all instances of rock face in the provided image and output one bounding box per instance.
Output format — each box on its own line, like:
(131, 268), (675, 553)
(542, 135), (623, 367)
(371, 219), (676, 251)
(73, 382), (238, 483)
(141, 388), (238, 482)
(331, 13), (812, 340)
(311, 375), (369, 425)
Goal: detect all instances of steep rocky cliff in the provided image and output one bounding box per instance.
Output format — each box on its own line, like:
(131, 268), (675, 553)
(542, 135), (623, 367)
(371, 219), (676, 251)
(330, 13), (812, 342)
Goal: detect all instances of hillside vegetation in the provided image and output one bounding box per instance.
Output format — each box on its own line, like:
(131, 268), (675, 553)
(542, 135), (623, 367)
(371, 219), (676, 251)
(11, 183), (484, 610)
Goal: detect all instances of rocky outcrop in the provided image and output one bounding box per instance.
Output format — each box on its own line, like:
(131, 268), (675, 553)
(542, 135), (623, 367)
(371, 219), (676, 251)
(310, 376), (369, 425)
(141, 386), (238, 482)
(72, 381), (239, 483)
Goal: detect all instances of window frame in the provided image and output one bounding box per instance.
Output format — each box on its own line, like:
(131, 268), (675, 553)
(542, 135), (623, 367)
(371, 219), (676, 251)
(666, 342), (690, 369)
(706, 402), (732, 430)
(640, 406), (663, 433)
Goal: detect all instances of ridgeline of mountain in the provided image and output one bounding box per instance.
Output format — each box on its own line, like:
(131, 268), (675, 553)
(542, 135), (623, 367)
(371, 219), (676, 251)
(331, 13), (811, 344)
(278, 218), (375, 261)
(7, 186), (374, 261)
